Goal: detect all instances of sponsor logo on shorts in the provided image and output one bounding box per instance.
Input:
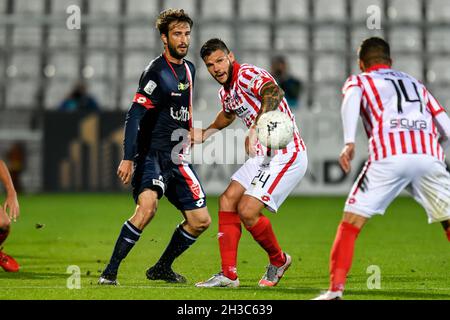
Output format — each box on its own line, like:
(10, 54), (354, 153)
(195, 198), (205, 207)
(348, 197), (356, 204)
(261, 195), (271, 202)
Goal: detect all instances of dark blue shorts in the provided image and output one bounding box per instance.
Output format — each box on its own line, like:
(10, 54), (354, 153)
(132, 149), (207, 211)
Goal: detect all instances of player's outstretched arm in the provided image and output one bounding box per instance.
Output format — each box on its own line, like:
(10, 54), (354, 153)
(0, 160), (19, 222)
(191, 110), (236, 144)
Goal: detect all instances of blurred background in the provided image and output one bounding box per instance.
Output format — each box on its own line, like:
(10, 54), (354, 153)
(0, 0), (449, 195)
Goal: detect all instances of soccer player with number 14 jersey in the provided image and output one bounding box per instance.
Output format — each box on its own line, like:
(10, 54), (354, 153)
(314, 37), (450, 300)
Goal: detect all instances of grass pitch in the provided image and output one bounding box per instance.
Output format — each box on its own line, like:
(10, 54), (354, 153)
(1, 193), (449, 300)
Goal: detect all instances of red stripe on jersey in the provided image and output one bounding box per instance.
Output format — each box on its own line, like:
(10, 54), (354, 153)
(267, 152), (298, 195)
(399, 132), (407, 154)
(420, 131), (426, 154)
(389, 132), (397, 155)
(240, 89), (260, 115)
(437, 142), (443, 161)
(241, 72), (252, 81)
(370, 138), (379, 161)
(429, 134), (435, 157)
(409, 131), (417, 154)
(366, 76), (387, 158)
(362, 90), (381, 121)
(299, 137), (306, 151)
(178, 164), (200, 200)
(133, 93), (155, 109)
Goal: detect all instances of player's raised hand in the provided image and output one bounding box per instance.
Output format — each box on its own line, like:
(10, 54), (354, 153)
(117, 160), (133, 185)
(3, 192), (19, 222)
(339, 143), (355, 174)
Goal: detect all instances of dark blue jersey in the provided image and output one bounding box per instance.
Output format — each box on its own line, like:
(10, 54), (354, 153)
(123, 54), (195, 160)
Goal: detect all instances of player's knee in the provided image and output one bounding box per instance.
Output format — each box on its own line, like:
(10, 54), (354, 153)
(192, 215), (211, 233)
(237, 202), (258, 226)
(219, 192), (238, 211)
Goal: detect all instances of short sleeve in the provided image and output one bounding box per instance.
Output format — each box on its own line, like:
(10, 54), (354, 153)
(238, 67), (274, 99)
(132, 69), (162, 110)
(424, 87), (446, 117)
(342, 75), (362, 96)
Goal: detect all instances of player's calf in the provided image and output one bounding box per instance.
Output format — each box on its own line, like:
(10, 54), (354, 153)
(441, 220), (450, 241)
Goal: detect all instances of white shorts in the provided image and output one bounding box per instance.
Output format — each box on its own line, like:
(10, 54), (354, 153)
(231, 150), (307, 212)
(345, 154), (450, 223)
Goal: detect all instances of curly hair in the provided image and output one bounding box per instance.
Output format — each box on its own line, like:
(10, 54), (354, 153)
(155, 8), (193, 36)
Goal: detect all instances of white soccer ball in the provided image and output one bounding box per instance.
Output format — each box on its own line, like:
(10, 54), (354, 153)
(256, 110), (294, 149)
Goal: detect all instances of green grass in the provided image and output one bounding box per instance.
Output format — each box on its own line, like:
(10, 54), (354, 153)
(1, 194), (449, 300)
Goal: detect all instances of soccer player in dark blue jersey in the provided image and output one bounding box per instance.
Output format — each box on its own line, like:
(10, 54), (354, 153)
(99, 9), (211, 285)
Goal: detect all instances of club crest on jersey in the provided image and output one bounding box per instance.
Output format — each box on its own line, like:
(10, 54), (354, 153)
(171, 106), (190, 122)
(178, 82), (190, 91)
(144, 80), (157, 95)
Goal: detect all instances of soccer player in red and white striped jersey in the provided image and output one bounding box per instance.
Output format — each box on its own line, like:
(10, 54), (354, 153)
(314, 37), (450, 300)
(194, 39), (307, 288)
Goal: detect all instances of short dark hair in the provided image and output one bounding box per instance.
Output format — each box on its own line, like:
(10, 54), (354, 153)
(155, 8), (193, 36)
(200, 38), (230, 59)
(358, 37), (391, 66)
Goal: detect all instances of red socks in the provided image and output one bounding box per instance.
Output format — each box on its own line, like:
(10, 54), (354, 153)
(446, 229), (450, 242)
(246, 214), (285, 267)
(218, 211), (242, 280)
(0, 226), (10, 246)
(329, 222), (361, 292)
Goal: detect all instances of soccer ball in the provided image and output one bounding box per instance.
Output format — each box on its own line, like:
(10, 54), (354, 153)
(256, 110), (294, 149)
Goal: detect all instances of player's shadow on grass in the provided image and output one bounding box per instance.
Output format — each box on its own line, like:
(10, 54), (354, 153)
(0, 271), (68, 280)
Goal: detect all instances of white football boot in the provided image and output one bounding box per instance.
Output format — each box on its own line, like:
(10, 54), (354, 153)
(195, 273), (240, 288)
(312, 290), (343, 300)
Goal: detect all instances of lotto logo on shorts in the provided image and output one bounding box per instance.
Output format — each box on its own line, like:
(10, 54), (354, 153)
(262, 195), (271, 202)
(348, 198), (357, 204)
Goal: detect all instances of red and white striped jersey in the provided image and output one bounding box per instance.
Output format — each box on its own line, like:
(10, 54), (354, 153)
(219, 62), (305, 155)
(343, 64), (447, 162)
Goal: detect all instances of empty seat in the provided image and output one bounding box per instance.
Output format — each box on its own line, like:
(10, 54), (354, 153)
(125, 26), (157, 49)
(87, 27), (119, 48)
(6, 80), (39, 108)
(389, 27), (421, 52)
(48, 27), (80, 48)
(427, 28), (450, 53)
(88, 80), (114, 110)
(121, 80), (139, 110)
(314, 26), (346, 51)
(126, 0), (159, 16)
(427, 0), (450, 21)
(202, 0), (233, 19)
(85, 53), (118, 79)
(277, 0), (308, 19)
(284, 55), (309, 82)
(10, 53), (40, 77)
(15, 0), (44, 14)
(275, 26), (308, 50)
(89, 0), (119, 16)
(13, 27), (42, 47)
(388, 0), (421, 21)
(428, 58), (450, 82)
(47, 53), (80, 78)
(315, 0), (346, 20)
(240, 24), (270, 50)
(311, 83), (342, 112)
(240, 0), (270, 19)
(313, 54), (346, 82)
